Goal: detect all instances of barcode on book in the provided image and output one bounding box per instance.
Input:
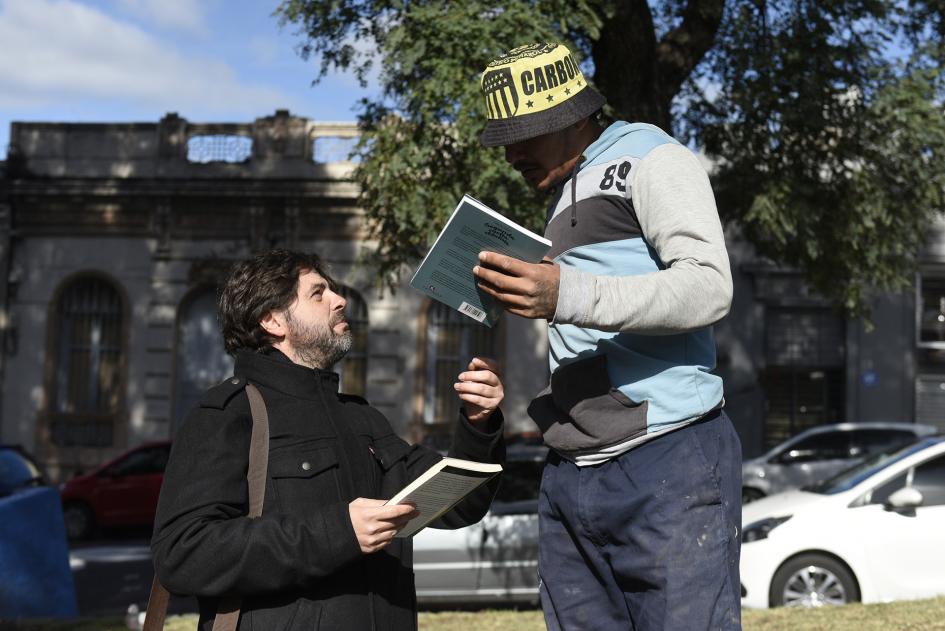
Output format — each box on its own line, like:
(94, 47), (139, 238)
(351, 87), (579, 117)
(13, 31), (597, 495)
(458, 302), (487, 322)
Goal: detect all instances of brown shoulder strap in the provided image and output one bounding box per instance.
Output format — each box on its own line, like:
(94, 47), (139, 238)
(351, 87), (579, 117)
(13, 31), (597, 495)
(243, 383), (270, 517)
(143, 383), (270, 631)
(142, 573), (169, 631)
(212, 383), (270, 631)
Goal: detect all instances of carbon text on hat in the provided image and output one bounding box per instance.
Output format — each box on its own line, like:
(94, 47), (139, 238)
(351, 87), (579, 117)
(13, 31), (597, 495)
(520, 55), (579, 95)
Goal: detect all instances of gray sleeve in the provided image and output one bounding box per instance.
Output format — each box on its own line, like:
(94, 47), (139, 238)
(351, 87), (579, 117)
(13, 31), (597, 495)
(553, 143), (732, 334)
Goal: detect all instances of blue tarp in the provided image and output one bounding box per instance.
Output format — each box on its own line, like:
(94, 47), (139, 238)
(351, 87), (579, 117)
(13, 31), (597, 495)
(0, 486), (78, 618)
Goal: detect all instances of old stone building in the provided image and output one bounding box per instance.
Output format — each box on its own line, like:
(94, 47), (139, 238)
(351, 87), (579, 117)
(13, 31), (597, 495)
(0, 110), (942, 481)
(0, 110), (546, 480)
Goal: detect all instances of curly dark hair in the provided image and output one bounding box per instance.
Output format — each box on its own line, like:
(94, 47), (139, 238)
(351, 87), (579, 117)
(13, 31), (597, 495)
(219, 249), (335, 354)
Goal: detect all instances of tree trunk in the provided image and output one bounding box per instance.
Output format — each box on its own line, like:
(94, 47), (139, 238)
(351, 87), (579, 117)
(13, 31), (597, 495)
(593, 0), (726, 134)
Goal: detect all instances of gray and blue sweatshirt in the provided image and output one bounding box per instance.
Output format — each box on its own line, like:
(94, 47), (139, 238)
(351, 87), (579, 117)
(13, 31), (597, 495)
(527, 121), (732, 465)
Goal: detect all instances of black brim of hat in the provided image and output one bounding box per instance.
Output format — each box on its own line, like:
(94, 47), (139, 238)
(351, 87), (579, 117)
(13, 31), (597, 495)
(479, 87), (605, 147)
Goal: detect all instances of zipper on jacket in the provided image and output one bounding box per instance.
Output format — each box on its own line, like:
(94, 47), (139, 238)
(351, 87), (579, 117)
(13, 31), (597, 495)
(368, 443), (380, 495)
(367, 441), (378, 630)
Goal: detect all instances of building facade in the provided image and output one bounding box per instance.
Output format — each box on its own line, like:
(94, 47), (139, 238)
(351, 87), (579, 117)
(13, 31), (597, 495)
(0, 111), (941, 480)
(0, 111), (547, 480)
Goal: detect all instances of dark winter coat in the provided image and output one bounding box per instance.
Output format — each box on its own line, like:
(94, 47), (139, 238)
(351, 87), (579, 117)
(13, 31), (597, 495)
(151, 348), (505, 631)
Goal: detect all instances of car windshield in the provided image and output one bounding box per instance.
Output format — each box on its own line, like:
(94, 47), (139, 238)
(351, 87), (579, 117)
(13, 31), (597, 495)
(804, 439), (939, 495)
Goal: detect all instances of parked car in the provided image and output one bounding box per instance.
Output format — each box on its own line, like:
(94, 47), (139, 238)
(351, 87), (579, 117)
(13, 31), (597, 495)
(60, 441), (171, 539)
(0, 444), (46, 498)
(740, 434), (945, 609)
(741, 422), (936, 503)
(413, 444), (546, 606)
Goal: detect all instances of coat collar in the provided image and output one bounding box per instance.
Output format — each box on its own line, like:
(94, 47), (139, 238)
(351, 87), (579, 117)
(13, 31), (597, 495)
(234, 347), (340, 399)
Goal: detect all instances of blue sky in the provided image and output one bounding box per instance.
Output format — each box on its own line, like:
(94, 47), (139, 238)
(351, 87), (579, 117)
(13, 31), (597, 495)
(0, 0), (377, 158)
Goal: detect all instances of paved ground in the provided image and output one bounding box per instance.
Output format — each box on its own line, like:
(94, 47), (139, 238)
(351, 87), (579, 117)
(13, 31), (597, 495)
(69, 532), (196, 618)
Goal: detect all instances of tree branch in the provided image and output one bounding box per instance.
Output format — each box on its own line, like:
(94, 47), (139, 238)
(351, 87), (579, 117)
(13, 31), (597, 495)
(656, 0), (726, 100)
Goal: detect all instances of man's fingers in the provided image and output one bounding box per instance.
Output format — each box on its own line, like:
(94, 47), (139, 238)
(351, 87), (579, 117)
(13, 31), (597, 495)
(478, 250), (529, 273)
(472, 264), (508, 287)
(380, 503), (420, 520)
(477, 283), (534, 309)
(457, 369), (499, 385)
(473, 264), (533, 293)
(455, 380), (499, 397)
(390, 513), (419, 529)
(458, 393), (498, 409)
(351, 497), (387, 508)
(351, 498), (420, 554)
(468, 356), (500, 373)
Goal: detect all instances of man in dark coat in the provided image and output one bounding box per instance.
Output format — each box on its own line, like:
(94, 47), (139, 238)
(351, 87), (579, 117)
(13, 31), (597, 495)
(152, 249), (506, 631)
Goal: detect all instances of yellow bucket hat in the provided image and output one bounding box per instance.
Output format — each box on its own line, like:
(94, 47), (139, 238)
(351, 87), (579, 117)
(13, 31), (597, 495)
(479, 42), (605, 147)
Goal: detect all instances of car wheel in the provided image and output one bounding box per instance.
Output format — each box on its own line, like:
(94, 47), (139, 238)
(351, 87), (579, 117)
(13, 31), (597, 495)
(63, 502), (95, 540)
(742, 487), (765, 504)
(769, 553), (860, 608)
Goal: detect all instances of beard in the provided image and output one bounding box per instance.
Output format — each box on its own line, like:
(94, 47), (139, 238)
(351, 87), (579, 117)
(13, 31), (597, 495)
(284, 310), (353, 370)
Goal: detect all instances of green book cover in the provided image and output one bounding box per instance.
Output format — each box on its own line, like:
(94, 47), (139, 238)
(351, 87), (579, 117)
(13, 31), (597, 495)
(409, 195), (552, 327)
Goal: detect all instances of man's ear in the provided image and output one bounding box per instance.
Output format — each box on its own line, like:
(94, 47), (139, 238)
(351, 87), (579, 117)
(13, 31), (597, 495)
(259, 310), (286, 339)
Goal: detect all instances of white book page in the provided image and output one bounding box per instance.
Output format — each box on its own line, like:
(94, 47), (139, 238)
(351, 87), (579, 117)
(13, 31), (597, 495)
(388, 459), (501, 538)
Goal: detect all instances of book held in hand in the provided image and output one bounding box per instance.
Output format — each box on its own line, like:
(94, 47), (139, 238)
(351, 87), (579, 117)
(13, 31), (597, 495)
(409, 195), (552, 327)
(386, 457), (503, 538)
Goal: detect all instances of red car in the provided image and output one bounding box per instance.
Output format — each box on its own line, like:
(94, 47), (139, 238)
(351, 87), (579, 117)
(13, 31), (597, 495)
(60, 441), (171, 539)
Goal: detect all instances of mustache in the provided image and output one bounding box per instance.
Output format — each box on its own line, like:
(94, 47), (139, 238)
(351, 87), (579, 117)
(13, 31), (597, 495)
(330, 312), (348, 328)
(512, 160), (539, 173)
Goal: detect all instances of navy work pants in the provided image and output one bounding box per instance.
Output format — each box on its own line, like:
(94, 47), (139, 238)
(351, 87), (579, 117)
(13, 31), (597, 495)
(538, 411), (742, 631)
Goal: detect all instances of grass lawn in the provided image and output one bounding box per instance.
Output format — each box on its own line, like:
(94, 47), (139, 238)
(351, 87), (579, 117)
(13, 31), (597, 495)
(419, 598), (945, 630)
(4, 597), (944, 630)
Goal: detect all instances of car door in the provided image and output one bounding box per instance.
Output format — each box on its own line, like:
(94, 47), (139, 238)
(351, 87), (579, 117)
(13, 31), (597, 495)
(857, 454), (945, 601)
(474, 458), (541, 602)
(413, 453), (543, 604)
(412, 517), (489, 602)
(767, 431), (852, 493)
(93, 446), (168, 525)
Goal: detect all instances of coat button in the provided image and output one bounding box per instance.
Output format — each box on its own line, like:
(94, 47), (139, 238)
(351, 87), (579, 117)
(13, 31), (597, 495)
(230, 378), (240, 385)
(301, 461), (312, 471)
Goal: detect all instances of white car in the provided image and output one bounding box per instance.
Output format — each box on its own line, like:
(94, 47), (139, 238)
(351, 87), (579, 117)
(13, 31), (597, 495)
(741, 422), (936, 503)
(412, 446), (544, 606)
(741, 435), (945, 609)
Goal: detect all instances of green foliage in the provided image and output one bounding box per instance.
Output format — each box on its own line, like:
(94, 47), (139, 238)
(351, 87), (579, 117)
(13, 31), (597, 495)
(276, 0), (603, 286)
(686, 0), (945, 317)
(277, 0), (945, 316)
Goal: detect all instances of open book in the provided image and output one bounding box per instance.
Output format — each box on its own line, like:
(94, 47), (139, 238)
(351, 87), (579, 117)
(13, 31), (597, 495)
(386, 457), (502, 538)
(409, 195), (552, 327)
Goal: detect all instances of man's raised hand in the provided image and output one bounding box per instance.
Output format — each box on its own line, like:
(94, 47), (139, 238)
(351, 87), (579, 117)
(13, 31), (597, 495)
(455, 356), (504, 424)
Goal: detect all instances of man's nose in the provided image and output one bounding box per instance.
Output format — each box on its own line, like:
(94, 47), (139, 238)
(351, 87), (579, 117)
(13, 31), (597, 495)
(504, 142), (524, 165)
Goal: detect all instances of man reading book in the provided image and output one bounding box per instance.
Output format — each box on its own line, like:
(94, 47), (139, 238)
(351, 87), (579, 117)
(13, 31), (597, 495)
(473, 43), (742, 631)
(152, 249), (505, 631)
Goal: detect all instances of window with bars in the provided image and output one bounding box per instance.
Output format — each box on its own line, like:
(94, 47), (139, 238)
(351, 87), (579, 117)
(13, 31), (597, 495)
(761, 307), (846, 448)
(915, 375), (945, 432)
(186, 135), (253, 163)
(50, 277), (125, 447)
(424, 302), (497, 425)
(334, 286), (368, 397)
(312, 135), (360, 164)
(917, 272), (945, 348)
